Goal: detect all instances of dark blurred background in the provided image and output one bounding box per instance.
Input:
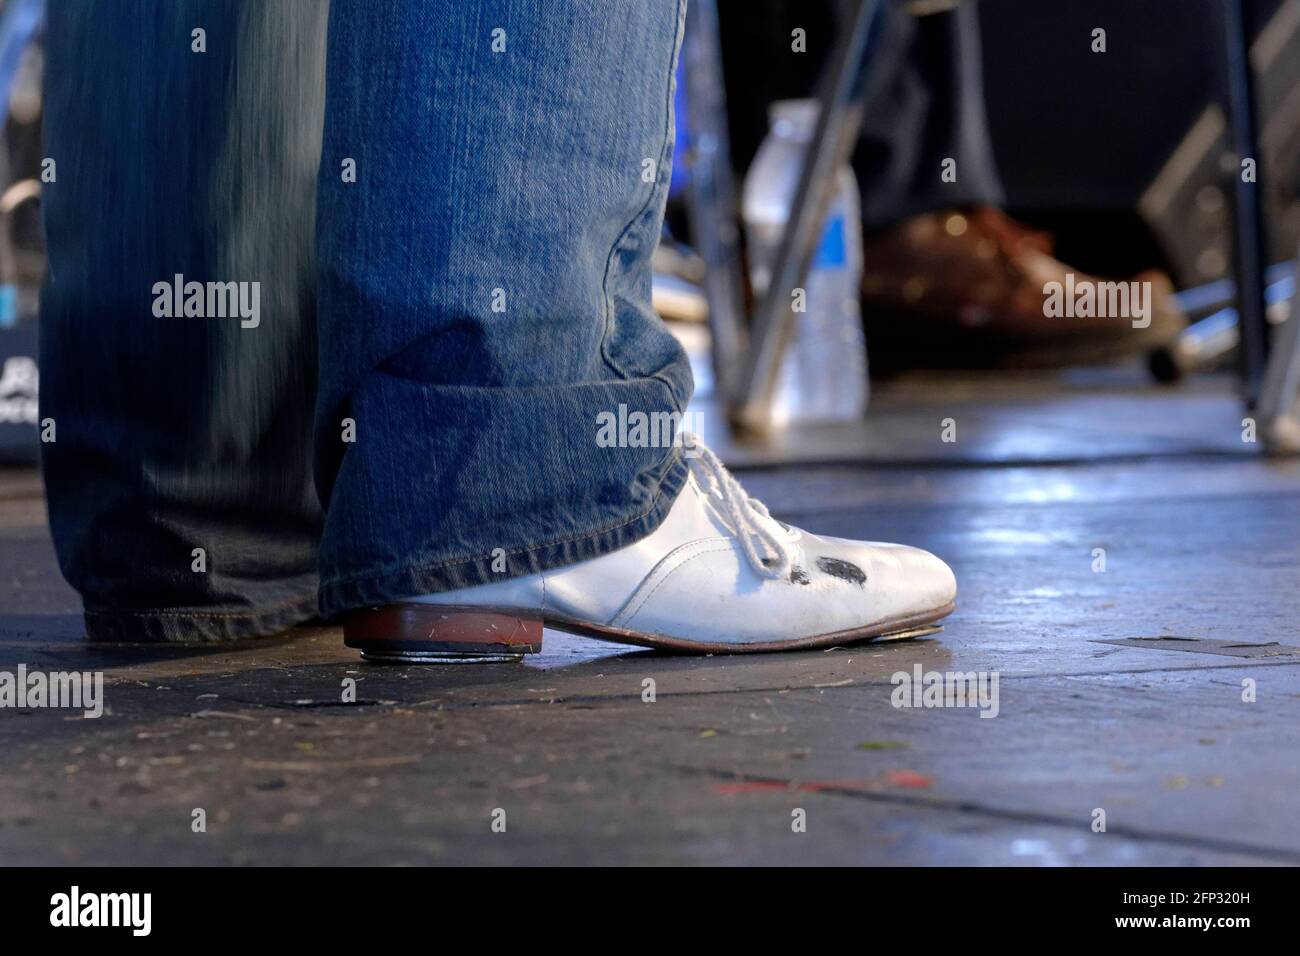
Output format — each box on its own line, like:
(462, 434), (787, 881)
(713, 0), (1299, 284)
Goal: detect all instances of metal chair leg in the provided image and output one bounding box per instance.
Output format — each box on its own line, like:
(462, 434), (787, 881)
(731, 0), (883, 433)
(681, 0), (748, 403)
(1222, 0), (1272, 405)
(1257, 246), (1300, 452)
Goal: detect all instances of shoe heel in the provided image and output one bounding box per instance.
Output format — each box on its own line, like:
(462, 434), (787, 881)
(343, 604), (542, 663)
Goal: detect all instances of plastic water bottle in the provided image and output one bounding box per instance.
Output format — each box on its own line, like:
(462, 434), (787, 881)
(742, 99), (868, 425)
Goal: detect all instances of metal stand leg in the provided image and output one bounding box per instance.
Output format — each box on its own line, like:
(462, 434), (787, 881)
(1258, 244), (1300, 451)
(682, 0), (883, 435)
(1220, 0), (1300, 453)
(1222, 0), (1272, 405)
(732, 0), (882, 433)
(682, 0), (748, 402)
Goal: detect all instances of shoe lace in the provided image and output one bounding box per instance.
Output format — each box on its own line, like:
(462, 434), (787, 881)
(681, 433), (792, 580)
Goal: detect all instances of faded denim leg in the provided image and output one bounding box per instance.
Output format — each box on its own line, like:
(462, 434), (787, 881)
(40, 0), (693, 638)
(314, 0), (693, 618)
(40, 1), (328, 641)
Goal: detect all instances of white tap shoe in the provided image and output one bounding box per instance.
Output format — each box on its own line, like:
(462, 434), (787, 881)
(343, 438), (956, 662)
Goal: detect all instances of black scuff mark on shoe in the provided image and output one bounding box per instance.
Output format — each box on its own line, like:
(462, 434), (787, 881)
(816, 556), (867, 587)
(789, 566), (811, 585)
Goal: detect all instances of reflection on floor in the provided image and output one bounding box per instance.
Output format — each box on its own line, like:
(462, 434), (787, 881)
(1, 365), (1298, 864)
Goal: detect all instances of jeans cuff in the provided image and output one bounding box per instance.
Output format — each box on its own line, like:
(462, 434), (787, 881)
(83, 593), (320, 643)
(316, 452), (690, 619)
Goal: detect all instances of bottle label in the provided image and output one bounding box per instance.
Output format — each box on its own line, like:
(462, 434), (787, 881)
(814, 215), (847, 268)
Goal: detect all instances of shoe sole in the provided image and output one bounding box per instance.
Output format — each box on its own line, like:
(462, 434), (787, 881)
(344, 601), (956, 662)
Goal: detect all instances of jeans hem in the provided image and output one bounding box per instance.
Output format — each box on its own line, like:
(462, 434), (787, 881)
(317, 452), (690, 619)
(83, 593), (320, 643)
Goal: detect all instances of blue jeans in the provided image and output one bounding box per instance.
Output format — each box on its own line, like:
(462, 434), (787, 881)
(40, 0), (692, 640)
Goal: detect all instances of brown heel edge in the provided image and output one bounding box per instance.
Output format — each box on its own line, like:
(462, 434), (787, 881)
(343, 603), (543, 662)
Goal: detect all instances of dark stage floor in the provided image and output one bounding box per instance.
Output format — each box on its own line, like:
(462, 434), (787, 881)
(2, 364), (1298, 865)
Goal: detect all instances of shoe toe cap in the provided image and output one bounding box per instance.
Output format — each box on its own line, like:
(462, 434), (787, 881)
(892, 544), (958, 611)
(816, 537), (956, 618)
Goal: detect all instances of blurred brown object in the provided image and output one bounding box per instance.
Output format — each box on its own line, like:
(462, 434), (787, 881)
(860, 207), (1185, 370)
